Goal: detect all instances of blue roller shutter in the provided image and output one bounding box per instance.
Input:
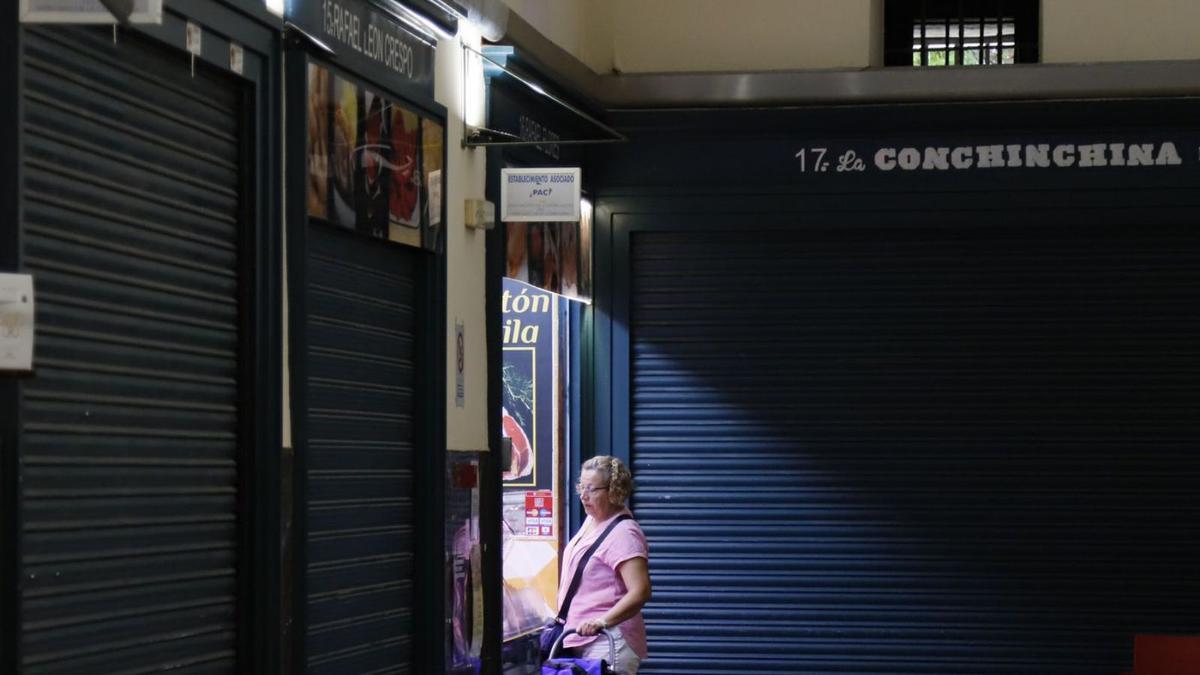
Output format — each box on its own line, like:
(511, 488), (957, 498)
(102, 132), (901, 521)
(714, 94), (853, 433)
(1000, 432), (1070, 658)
(302, 223), (418, 674)
(19, 25), (245, 674)
(629, 223), (1200, 675)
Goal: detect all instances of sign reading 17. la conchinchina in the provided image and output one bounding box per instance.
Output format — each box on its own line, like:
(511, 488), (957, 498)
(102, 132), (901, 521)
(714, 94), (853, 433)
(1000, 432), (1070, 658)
(501, 168), (581, 222)
(288, 0), (435, 100)
(793, 139), (1187, 176)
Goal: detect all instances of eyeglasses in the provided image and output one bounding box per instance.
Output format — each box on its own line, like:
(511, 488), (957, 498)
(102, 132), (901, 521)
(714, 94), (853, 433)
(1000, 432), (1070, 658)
(575, 483), (609, 497)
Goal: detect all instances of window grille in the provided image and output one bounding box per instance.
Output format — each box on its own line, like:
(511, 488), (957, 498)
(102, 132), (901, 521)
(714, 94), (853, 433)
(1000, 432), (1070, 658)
(885, 1), (1039, 67)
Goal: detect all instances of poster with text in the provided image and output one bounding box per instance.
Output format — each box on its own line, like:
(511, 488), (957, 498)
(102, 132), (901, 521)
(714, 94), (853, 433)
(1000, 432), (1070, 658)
(501, 278), (556, 492)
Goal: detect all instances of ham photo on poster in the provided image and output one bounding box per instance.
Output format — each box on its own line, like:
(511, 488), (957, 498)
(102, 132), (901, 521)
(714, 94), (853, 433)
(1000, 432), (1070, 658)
(306, 64), (330, 220)
(358, 91), (390, 239)
(506, 222), (529, 282)
(388, 105), (422, 247)
(331, 76), (358, 228)
(501, 352), (535, 483)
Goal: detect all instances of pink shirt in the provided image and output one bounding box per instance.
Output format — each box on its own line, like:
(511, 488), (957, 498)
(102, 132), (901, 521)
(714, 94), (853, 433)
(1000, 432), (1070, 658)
(558, 510), (649, 659)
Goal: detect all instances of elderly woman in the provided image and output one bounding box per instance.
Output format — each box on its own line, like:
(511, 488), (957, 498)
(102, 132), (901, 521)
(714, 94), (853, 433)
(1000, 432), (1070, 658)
(557, 455), (652, 673)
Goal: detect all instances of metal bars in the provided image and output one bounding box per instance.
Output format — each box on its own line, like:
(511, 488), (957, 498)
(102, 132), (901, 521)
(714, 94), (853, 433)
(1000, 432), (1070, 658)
(891, 0), (1035, 67)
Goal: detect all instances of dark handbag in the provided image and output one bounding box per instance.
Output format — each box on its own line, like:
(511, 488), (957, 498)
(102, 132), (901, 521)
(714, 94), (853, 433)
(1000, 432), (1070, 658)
(539, 514), (632, 661)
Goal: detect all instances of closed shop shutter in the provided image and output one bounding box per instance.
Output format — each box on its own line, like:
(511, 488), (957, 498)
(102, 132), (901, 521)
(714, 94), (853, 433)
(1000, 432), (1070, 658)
(629, 223), (1200, 674)
(303, 224), (418, 674)
(19, 26), (245, 673)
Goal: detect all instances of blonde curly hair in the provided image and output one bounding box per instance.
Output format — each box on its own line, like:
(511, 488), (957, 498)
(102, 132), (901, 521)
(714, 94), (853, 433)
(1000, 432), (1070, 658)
(581, 455), (634, 507)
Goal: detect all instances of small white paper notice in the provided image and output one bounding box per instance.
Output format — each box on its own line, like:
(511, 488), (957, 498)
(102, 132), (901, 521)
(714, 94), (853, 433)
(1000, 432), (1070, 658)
(229, 42), (244, 75)
(428, 169), (443, 226)
(186, 21), (202, 55)
(0, 273), (35, 371)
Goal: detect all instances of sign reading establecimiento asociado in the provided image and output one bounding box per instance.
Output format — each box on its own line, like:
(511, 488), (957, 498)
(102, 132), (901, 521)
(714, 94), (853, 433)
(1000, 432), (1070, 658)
(500, 168), (581, 222)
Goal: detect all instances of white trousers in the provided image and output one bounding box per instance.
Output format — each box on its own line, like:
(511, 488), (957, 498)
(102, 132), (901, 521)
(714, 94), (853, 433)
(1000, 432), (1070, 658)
(577, 627), (642, 674)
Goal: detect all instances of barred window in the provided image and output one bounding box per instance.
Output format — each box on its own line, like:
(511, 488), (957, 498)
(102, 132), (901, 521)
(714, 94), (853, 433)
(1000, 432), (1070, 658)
(885, 1), (1039, 67)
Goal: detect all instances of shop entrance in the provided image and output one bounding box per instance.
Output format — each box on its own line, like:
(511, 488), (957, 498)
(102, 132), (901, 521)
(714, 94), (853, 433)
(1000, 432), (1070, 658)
(490, 214), (593, 675)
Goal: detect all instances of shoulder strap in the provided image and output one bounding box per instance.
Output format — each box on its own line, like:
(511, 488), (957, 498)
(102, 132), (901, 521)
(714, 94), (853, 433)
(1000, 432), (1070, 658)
(557, 514), (632, 622)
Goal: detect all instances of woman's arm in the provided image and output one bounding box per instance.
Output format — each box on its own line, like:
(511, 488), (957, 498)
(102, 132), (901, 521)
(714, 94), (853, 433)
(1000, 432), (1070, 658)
(576, 557), (652, 636)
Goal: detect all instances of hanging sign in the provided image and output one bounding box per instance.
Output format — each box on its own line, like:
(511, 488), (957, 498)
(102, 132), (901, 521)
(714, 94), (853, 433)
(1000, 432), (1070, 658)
(0, 274), (35, 372)
(20, 0), (162, 23)
(288, 0), (435, 100)
(501, 168), (581, 222)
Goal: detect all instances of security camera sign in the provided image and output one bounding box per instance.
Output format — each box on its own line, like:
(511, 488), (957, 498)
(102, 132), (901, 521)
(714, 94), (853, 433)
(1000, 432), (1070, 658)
(501, 168), (581, 222)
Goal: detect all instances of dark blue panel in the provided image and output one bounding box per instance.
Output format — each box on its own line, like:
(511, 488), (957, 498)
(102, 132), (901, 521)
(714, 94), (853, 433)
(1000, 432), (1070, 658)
(304, 223), (419, 674)
(623, 223), (1200, 675)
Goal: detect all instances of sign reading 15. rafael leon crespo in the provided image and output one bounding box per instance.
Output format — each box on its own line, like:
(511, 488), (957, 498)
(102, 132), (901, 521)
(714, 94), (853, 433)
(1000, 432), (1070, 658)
(288, 0), (435, 100)
(501, 168), (581, 222)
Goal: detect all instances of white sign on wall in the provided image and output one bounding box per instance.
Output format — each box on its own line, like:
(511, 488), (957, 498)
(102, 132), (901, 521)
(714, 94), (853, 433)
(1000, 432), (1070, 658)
(500, 168), (581, 222)
(0, 274), (35, 372)
(20, 0), (163, 23)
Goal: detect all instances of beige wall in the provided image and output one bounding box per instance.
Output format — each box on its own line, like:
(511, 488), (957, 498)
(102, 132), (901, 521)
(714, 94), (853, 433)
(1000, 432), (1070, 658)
(437, 25), (490, 452)
(1042, 0), (1200, 63)
(502, 0), (614, 73)
(609, 0), (876, 73)
(503, 0), (1200, 74)
(503, 0), (879, 73)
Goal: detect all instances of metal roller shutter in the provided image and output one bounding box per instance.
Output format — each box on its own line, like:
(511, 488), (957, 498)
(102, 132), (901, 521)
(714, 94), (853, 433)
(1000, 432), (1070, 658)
(20, 25), (244, 674)
(630, 224), (1200, 674)
(303, 223), (418, 674)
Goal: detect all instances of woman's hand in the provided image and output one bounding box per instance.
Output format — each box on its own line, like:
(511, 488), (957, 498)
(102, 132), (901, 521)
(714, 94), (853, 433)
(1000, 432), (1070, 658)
(576, 618), (607, 637)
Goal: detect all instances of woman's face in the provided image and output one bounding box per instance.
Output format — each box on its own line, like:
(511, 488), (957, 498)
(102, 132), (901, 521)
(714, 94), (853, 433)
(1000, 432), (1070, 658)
(578, 468), (617, 520)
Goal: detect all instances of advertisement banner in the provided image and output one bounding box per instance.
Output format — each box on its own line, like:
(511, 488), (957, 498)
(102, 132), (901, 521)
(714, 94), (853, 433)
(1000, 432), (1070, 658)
(500, 279), (556, 492)
(305, 61), (444, 251)
(500, 280), (560, 645)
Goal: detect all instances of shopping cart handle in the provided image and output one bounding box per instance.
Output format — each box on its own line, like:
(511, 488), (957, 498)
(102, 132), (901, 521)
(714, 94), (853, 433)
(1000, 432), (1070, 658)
(547, 627), (619, 665)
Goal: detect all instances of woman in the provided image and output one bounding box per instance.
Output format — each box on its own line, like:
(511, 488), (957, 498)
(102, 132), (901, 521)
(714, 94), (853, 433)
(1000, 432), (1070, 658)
(558, 456), (651, 673)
